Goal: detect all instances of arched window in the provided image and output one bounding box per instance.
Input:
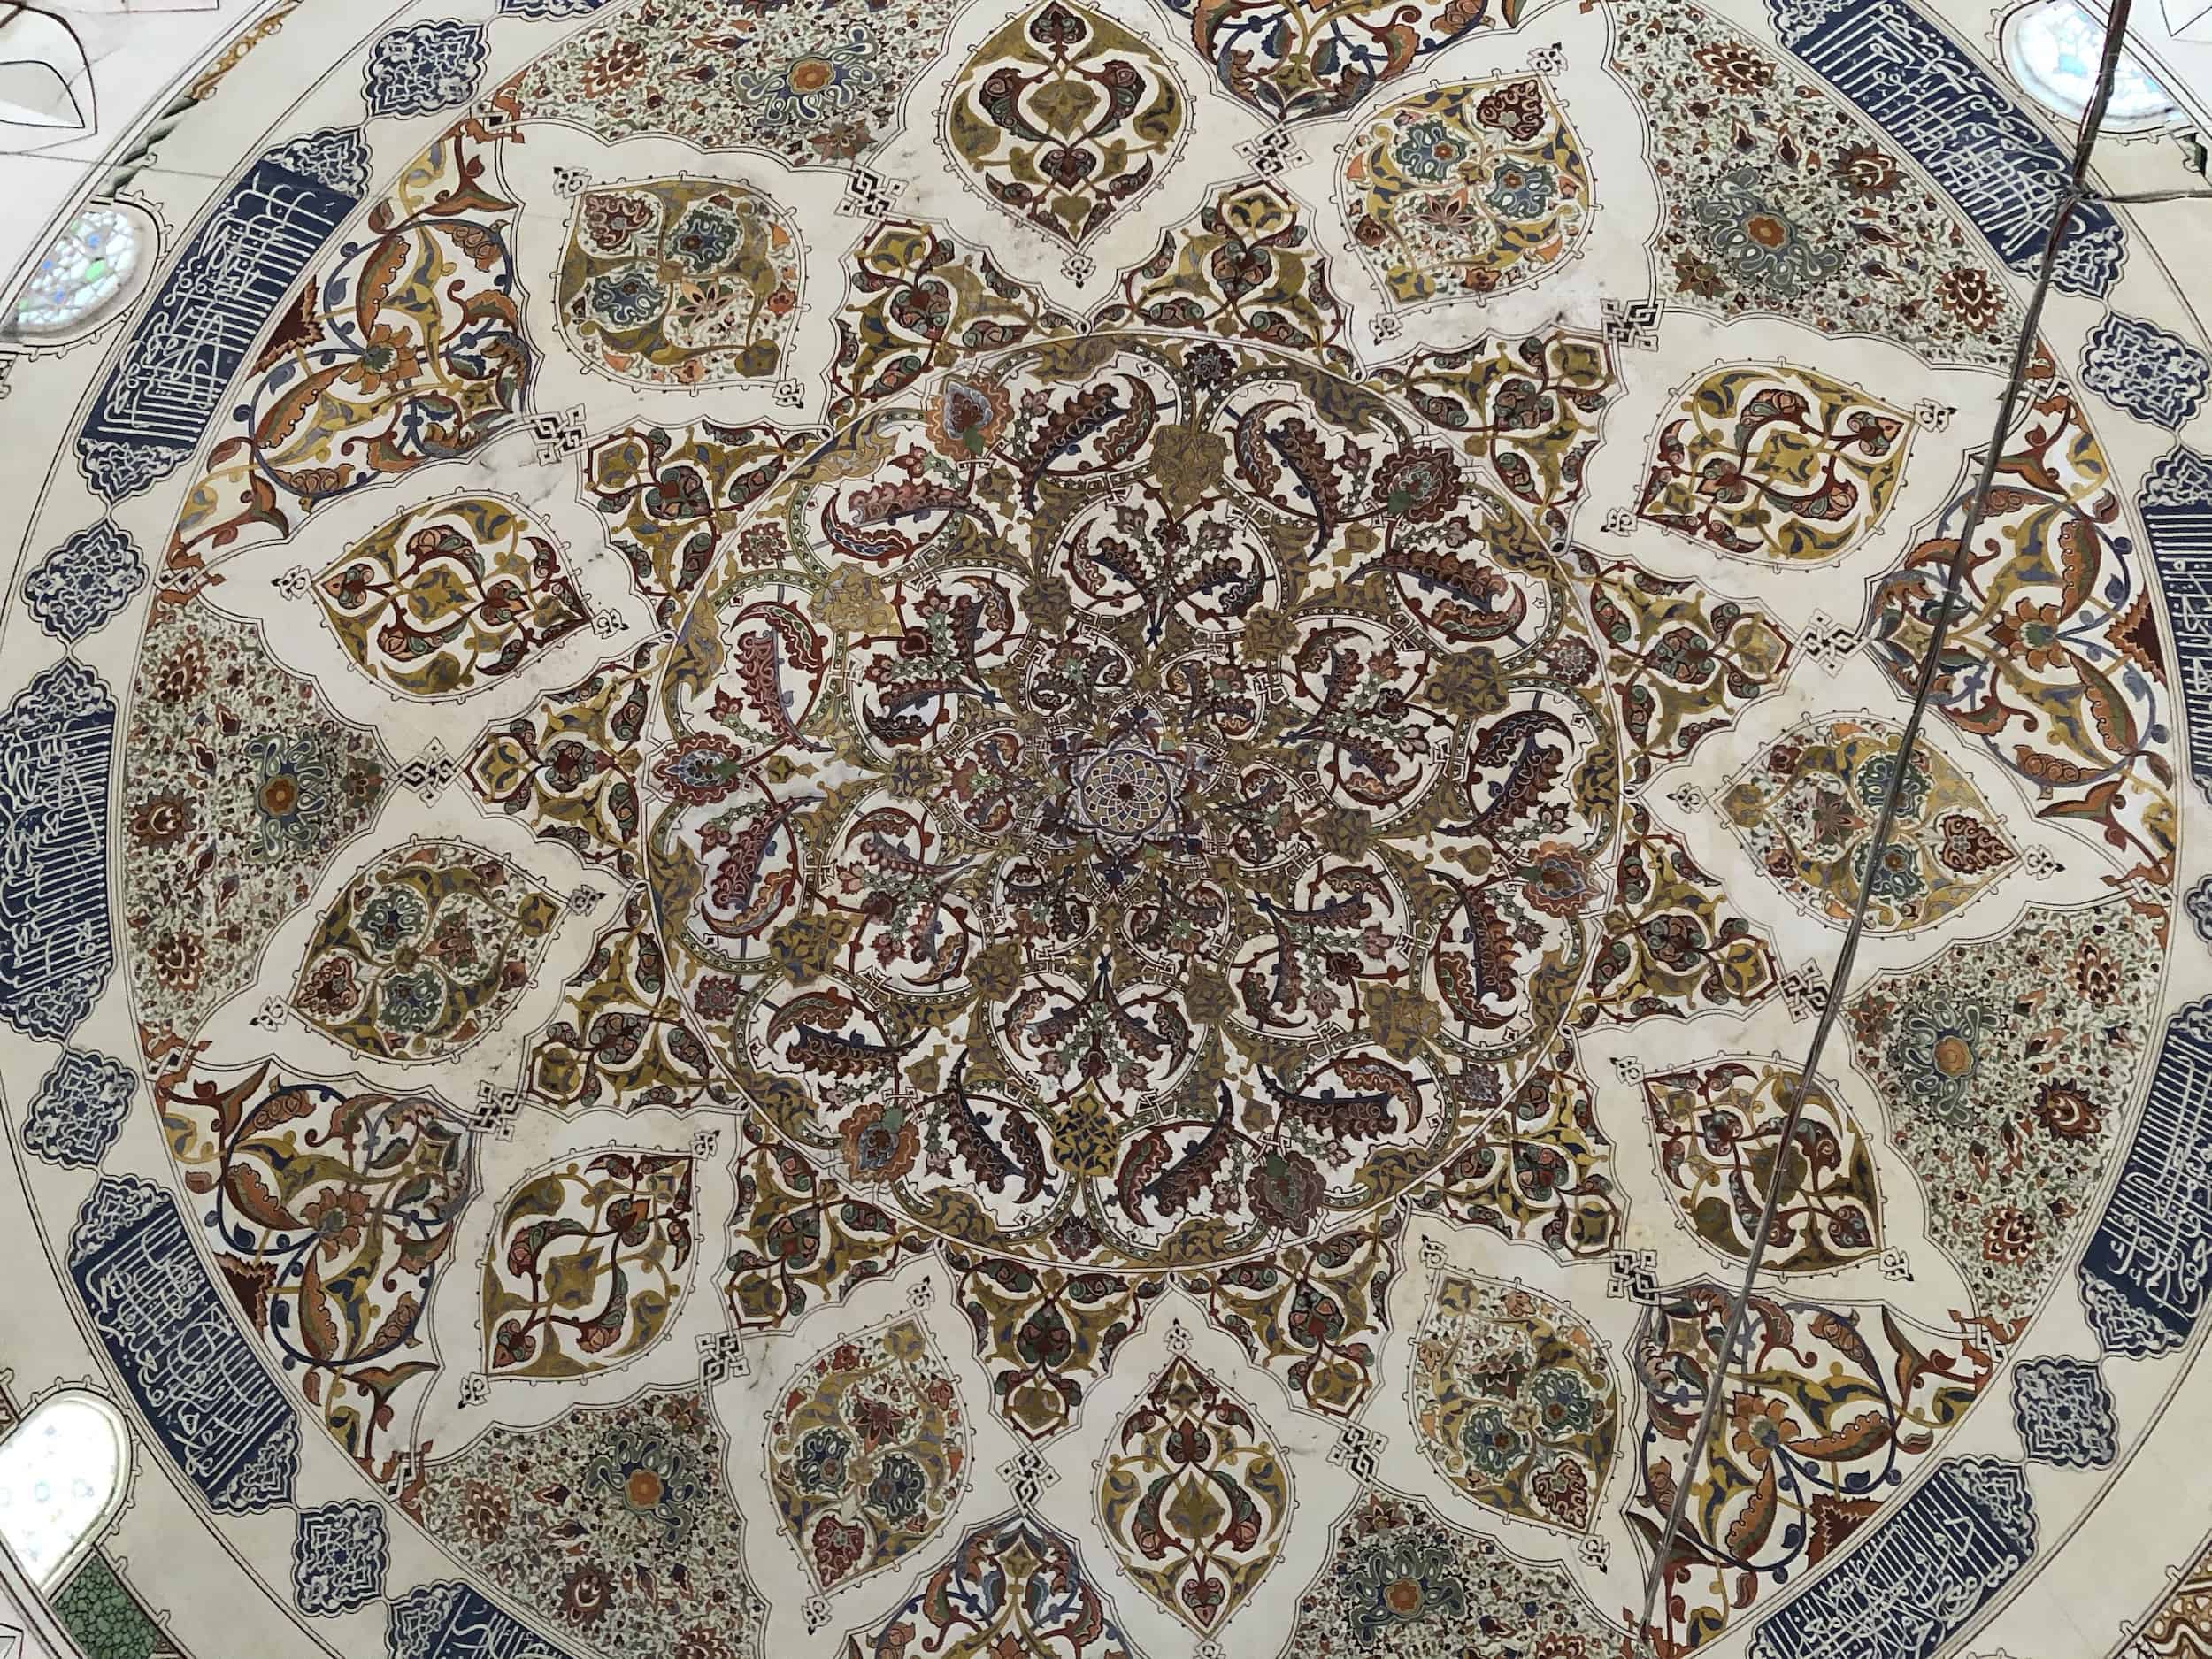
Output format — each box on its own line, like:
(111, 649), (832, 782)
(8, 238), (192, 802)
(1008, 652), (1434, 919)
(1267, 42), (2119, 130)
(5, 202), (153, 342)
(2001, 0), (2189, 133)
(0, 1391), (128, 1590)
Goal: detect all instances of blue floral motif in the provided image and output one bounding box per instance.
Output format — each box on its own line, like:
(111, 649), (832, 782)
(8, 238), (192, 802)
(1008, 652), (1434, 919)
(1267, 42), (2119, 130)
(794, 1425), (851, 1492)
(1690, 169), (1843, 299)
(1884, 989), (2000, 1125)
(2081, 311), (2212, 430)
(293, 1500), (388, 1617)
(1484, 159), (1557, 219)
(1528, 1364), (1596, 1437)
(586, 265), (669, 329)
(362, 19), (489, 119)
(667, 204), (742, 273)
(20, 1047), (134, 1168)
(1457, 1404), (1526, 1477)
(1341, 1526), (1470, 1643)
(864, 1451), (927, 1519)
(1392, 120), (1466, 184)
(23, 521), (144, 644)
(2009, 1355), (2118, 1469)
(495, 0), (610, 14)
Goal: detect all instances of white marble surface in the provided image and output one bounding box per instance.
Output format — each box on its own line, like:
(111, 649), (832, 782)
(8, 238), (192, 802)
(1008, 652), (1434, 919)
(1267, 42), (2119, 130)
(0, 0), (267, 300)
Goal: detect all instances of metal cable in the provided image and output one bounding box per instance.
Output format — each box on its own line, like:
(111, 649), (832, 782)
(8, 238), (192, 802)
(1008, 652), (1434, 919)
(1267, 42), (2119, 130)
(1630, 2), (2139, 1649)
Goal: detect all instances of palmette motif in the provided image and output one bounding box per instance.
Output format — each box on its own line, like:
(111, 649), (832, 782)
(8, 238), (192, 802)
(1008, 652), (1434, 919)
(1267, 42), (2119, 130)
(164, 123), (529, 588)
(1625, 1282), (1997, 1654)
(1866, 365), (2177, 887)
(154, 1054), (472, 1488)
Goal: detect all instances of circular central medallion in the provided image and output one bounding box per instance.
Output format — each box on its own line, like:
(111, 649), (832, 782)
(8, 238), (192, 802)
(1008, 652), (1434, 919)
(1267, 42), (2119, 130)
(1069, 736), (1183, 845)
(645, 331), (1622, 1269)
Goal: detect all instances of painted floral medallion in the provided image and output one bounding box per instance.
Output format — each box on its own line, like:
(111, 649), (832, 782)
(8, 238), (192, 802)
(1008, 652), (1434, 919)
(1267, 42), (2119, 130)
(556, 180), (803, 388)
(1406, 1271), (1617, 1532)
(3, 0), (2207, 1656)
(764, 1314), (970, 1593)
(1340, 75), (1593, 310)
(1719, 715), (2019, 933)
(643, 329), (1624, 1270)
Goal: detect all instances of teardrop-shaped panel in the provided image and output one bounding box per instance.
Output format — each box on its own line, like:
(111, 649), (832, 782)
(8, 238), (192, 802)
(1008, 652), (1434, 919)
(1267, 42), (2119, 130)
(291, 838), (562, 1063)
(1096, 1348), (1291, 1632)
(1719, 714), (2016, 933)
(944, 0), (1188, 251)
(764, 1312), (970, 1594)
(1408, 1271), (1617, 1533)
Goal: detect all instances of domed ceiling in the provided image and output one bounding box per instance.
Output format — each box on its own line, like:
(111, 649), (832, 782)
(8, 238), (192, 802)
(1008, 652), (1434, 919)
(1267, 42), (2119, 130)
(0, 0), (2209, 1655)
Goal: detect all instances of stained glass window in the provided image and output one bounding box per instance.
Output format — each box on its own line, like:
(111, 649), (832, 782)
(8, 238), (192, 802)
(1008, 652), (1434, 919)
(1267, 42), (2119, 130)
(0, 1392), (127, 1589)
(10, 206), (142, 336)
(2004, 0), (2186, 131)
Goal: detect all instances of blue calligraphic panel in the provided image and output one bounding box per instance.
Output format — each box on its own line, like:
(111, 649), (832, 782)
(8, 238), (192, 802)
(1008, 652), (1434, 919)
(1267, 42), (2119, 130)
(387, 1582), (576, 1659)
(1747, 1457), (2037, 1659)
(1769, 0), (2124, 296)
(2079, 998), (2212, 1356)
(74, 128), (368, 502)
(2142, 448), (2212, 804)
(0, 660), (114, 1041)
(67, 1176), (298, 1513)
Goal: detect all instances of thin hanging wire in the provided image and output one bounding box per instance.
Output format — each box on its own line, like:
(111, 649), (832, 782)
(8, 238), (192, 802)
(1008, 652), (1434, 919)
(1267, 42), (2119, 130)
(1632, 1), (2142, 1648)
